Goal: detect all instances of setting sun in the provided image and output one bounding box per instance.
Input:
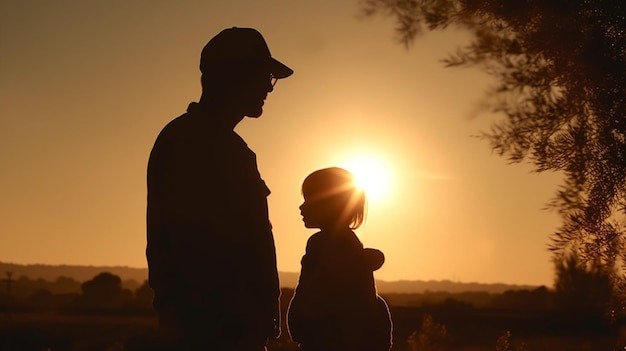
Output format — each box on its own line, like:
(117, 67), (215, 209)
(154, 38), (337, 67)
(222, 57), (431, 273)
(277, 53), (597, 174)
(338, 154), (392, 203)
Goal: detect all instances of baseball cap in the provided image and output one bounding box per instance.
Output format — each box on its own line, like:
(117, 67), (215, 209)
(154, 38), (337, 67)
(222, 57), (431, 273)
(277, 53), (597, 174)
(200, 27), (293, 79)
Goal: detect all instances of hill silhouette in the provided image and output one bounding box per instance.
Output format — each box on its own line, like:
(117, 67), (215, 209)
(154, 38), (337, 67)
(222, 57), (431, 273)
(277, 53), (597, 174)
(0, 262), (538, 294)
(0, 262), (149, 285)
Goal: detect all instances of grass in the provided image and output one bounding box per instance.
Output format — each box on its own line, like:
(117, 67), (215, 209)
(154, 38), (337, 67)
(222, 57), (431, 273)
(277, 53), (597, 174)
(0, 309), (620, 351)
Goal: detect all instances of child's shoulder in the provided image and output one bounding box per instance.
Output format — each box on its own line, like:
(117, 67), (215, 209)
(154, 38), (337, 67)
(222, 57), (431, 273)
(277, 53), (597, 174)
(305, 231), (326, 248)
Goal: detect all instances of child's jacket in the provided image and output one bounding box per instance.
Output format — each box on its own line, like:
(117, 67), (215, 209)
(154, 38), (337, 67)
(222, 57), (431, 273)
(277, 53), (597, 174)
(287, 229), (392, 351)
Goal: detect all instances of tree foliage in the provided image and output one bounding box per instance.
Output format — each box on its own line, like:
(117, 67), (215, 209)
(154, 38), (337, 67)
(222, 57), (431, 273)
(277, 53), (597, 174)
(360, 0), (625, 299)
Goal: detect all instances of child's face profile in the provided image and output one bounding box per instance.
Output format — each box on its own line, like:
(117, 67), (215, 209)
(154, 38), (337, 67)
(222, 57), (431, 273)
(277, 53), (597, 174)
(299, 190), (349, 230)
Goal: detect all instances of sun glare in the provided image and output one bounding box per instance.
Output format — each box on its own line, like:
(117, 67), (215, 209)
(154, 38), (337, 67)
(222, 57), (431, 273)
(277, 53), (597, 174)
(339, 154), (392, 203)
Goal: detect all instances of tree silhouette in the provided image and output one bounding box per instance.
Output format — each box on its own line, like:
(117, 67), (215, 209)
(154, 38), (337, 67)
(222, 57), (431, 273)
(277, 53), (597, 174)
(359, 0), (625, 303)
(54, 276), (81, 294)
(554, 251), (615, 322)
(80, 272), (131, 310)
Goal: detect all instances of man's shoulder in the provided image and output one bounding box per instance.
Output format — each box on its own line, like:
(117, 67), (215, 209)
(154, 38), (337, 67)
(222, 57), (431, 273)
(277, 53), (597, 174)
(158, 113), (194, 137)
(155, 112), (212, 146)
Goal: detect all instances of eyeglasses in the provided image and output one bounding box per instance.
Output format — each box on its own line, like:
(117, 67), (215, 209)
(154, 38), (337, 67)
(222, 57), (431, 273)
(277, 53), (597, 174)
(270, 73), (278, 87)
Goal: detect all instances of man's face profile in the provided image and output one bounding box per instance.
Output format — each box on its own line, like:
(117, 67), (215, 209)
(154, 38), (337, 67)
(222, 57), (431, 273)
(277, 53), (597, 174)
(237, 68), (275, 118)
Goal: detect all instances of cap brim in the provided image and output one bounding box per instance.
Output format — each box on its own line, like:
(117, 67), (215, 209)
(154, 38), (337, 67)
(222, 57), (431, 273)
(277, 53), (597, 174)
(271, 58), (293, 79)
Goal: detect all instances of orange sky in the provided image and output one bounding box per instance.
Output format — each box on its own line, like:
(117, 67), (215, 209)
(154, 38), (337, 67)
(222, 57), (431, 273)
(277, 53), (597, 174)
(0, 0), (563, 286)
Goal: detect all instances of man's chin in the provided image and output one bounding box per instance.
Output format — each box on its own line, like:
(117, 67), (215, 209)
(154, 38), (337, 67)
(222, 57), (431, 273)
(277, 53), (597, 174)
(246, 109), (263, 118)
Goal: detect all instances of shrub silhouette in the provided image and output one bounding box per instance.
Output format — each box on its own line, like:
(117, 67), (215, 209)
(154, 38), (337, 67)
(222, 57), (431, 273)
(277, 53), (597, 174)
(495, 331), (526, 351)
(407, 314), (448, 351)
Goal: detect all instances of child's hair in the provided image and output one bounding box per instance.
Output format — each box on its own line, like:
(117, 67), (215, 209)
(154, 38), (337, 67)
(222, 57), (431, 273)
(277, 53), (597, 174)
(302, 167), (367, 229)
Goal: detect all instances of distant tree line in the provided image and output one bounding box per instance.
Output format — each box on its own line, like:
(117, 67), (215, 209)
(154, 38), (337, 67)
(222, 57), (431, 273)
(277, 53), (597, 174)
(386, 252), (615, 321)
(0, 252), (617, 324)
(0, 272), (154, 313)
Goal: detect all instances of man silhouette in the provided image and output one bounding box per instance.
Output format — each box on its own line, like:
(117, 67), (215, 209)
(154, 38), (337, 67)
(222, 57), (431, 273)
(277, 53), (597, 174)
(146, 27), (293, 350)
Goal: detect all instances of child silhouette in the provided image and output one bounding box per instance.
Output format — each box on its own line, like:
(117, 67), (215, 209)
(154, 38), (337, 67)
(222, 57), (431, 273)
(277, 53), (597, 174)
(287, 167), (392, 351)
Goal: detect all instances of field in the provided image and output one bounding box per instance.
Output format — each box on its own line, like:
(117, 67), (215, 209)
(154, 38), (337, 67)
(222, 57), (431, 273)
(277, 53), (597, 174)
(0, 307), (620, 351)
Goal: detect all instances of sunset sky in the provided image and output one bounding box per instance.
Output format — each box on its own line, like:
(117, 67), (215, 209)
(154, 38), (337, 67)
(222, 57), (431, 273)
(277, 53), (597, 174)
(1, 0), (564, 286)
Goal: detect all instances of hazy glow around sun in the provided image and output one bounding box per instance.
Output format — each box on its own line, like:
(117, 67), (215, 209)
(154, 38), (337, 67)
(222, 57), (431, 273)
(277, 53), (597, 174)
(338, 154), (392, 203)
